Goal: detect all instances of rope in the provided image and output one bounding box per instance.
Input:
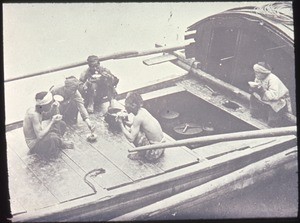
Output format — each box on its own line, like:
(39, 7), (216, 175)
(254, 2), (293, 26)
(83, 168), (106, 194)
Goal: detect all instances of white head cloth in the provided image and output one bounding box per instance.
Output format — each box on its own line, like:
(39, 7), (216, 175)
(36, 92), (53, 106)
(253, 63), (271, 74)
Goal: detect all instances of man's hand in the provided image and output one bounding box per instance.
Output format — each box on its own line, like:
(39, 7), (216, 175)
(52, 114), (62, 122)
(83, 80), (91, 90)
(85, 118), (95, 133)
(252, 92), (262, 100)
(52, 101), (60, 108)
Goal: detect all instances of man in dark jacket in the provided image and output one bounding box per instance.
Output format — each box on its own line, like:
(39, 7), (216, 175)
(79, 55), (119, 114)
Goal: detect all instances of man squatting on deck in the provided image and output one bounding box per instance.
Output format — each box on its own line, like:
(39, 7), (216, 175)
(51, 76), (95, 131)
(117, 92), (165, 161)
(23, 91), (74, 159)
(249, 62), (292, 127)
(78, 55), (119, 114)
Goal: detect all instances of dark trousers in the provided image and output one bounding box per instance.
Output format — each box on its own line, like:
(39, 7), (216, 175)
(250, 95), (287, 127)
(79, 81), (116, 107)
(59, 100), (79, 125)
(31, 121), (66, 159)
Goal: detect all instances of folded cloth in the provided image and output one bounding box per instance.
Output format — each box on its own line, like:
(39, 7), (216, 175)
(132, 133), (165, 161)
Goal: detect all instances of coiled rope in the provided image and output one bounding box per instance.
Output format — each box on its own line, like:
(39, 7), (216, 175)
(254, 2), (293, 26)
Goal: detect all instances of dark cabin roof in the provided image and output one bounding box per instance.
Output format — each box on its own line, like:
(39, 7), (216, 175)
(187, 3), (294, 43)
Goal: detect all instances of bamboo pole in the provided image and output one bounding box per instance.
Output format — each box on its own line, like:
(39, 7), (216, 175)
(5, 43), (191, 83)
(111, 147), (297, 221)
(128, 126), (297, 152)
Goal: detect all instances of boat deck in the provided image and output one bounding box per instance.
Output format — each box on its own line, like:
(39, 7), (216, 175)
(7, 110), (201, 216)
(6, 76), (297, 221)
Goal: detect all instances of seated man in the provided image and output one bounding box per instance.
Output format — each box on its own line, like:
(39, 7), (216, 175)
(117, 92), (165, 161)
(249, 62), (292, 127)
(78, 55), (119, 114)
(51, 76), (95, 132)
(23, 91), (72, 159)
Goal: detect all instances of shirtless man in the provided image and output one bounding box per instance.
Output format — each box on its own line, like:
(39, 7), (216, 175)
(117, 92), (165, 161)
(23, 91), (72, 159)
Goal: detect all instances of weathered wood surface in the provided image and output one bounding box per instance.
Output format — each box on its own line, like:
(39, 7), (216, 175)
(70, 115), (164, 181)
(7, 145), (58, 213)
(194, 137), (278, 159)
(6, 128), (94, 204)
(110, 146), (297, 221)
(10, 133), (295, 222)
(118, 85), (186, 106)
(72, 111), (199, 178)
(62, 128), (133, 189)
(196, 135), (296, 165)
(143, 54), (177, 66)
(90, 112), (199, 172)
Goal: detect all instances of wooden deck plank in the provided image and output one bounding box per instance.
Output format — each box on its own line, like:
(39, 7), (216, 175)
(7, 145), (59, 212)
(6, 128), (94, 203)
(70, 115), (165, 181)
(193, 137), (278, 159)
(78, 112), (199, 174)
(62, 129), (133, 189)
(155, 134), (200, 172)
(9, 195), (27, 216)
(193, 135), (296, 160)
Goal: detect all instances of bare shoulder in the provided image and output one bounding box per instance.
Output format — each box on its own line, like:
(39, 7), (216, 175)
(26, 107), (38, 118)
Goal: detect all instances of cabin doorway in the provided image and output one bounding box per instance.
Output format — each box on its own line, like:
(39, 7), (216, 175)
(206, 26), (239, 84)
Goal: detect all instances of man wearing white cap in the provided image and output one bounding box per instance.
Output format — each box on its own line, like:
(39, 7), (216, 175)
(23, 91), (72, 159)
(249, 62), (292, 126)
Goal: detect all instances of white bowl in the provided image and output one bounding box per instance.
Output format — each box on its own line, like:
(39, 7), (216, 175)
(248, 81), (259, 87)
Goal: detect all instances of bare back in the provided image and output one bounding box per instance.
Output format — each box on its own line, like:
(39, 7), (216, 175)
(137, 108), (164, 143)
(23, 107), (41, 149)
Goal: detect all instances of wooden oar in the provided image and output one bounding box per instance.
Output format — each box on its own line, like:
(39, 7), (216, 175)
(128, 126), (297, 152)
(5, 42), (191, 83)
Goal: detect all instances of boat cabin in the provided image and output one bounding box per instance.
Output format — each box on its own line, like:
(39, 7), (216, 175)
(185, 4), (295, 112)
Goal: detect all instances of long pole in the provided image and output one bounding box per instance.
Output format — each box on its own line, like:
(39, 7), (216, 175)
(5, 43), (191, 83)
(128, 126), (297, 152)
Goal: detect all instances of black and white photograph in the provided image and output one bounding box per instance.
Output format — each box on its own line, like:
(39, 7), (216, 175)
(3, 2), (298, 222)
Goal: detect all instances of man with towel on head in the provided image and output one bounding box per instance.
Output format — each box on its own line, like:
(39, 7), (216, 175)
(23, 91), (73, 159)
(51, 76), (95, 132)
(249, 62), (292, 127)
(117, 92), (165, 161)
(78, 55), (119, 114)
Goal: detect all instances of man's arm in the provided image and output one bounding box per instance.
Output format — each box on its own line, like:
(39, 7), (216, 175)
(262, 78), (280, 101)
(119, 115), (141, 143)
(73, 91), (94, 131)
(31, 113), (56, 140)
